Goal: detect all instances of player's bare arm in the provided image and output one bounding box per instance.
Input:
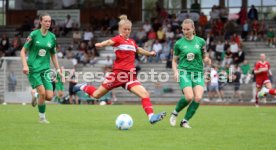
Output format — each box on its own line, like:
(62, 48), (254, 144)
(20, 47), (29, 75)
(172, 55), (179, 81)
(95, 39), (115, 48)
(137, 47), (156, 56)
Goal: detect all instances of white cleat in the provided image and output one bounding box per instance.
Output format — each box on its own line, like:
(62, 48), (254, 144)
(180, 120), (192, 128)
(31, 91), (37, 107)
(39, 118), (50, 124)
(257, 87), (268, 99)
(169, 113), (177, 126)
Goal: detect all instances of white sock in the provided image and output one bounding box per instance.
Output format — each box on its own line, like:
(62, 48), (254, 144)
(80, 85), (86, 90)
(148, 113), (153, 120)
(172, 110), (178, 115)
(34, 92), (39, 98)
(39, 113), (45, 119)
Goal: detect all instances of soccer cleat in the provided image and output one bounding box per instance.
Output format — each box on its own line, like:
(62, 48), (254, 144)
(149, 112), (166, 124)
(169, 112), (178, 126)
(39, 118), (50, 124)
(31, 90), (37, 107)
(73, 83), (87, 93)
(180, 120), (192, 128)
(257, 87), (268, 99)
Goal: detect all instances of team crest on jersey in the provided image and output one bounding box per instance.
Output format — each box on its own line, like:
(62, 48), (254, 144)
(38, 49), (46, 56)
(187, 53), (195, 61)
(195, 44), (200, 49)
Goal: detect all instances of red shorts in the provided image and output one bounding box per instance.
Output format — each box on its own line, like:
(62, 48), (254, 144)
(256, 76), (270, 88)
(102, 70), (141, 91)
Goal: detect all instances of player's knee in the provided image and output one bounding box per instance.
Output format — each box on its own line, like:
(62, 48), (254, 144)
(45, 95), (53, 101)
(142, 91), (150, 98)
(185, 95), (194, 102)
(194, 96), (202, 102)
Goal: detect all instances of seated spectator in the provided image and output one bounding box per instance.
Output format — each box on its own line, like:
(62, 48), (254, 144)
(249, 19), (259, 41)
(147, 29), (157, 41)
(102, 55), (113, 68)
(247, 5), (258, 21)
(266, 27), (275, 47)
(156, 27), (166, 43)
(222, 47), (232, 67)
(149, 40), (162, 63)
(83, 27), (94, 43)
(72, 29), (82, 45)
(143, 20), (152, 34)
(240, 60), (251, 84)
(160, 41), (171, 62)
(233, 47), (245, 65)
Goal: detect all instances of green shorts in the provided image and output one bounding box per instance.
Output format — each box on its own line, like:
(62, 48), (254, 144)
(55, 82), (64, 91)
(28, 70), (53, 90)
(178, 71), (204, 90)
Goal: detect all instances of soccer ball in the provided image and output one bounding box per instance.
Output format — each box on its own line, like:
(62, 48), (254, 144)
(115, 114), (133, 130)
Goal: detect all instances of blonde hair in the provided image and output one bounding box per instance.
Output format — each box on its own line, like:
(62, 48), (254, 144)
(118, 14), (132, 27)
(182, 19), (196, 35)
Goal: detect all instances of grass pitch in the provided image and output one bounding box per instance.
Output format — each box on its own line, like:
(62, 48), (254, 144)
(0, 104), (276, 150)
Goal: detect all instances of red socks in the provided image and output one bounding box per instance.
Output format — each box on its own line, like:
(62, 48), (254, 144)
(83, 85), (96, 96)
(141, 98), (153, 115)
(269, 89), (276, 95)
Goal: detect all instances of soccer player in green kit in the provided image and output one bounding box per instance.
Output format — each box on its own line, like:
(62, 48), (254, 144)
(20, 13), (61, 123)
(169, 19), (211, 128)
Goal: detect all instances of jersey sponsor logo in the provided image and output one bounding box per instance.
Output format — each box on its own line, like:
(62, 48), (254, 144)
(38, 49), (46, 56)
(47, 42), (52, 48)
(187, 53), (195, 61)
(114, 44), (136, 52)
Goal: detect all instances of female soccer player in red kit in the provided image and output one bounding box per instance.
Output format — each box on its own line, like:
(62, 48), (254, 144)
(255, 53), (276, 107)
(73, 15), (166, 124)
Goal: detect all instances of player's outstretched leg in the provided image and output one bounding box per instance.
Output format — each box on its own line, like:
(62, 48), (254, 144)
(73, 83), (88, 93)
(149, 112), (166, 124)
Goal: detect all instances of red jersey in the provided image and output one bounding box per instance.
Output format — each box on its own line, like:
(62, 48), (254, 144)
(111, 35), (138, 71)
(254, 61), (270, 79)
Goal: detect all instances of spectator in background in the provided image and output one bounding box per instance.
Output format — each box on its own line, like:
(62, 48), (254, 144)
(135, 27), (147, 47)
(83, 27), (94, 43)
(266, 27), (275, 48)
(215, 40), (224, 62)
(147, 29), (157, 41)
(234, 47), (245, 65)
(10, 34), (22, 56)
(191, 0), (201, 13)
(248, 5), (258, 21)
(107, 16), (118, 35)
(150, 40), (162, 63)
(156, 27), (166, 43)
(102, 55), (113, 68)
(63, 14), (73, 36)
(8, 71), (17, 92)
(72, 29), (82, 46)
(208, 65), (222, 101)
(198, 12), (208, 35)
(238, 6), (247, 25)
(231, 65), (242, 101)
(241, 20), (249, 41)
(249, 19), (259, 41)
(68, 69), (79, 104)
(222, 47), (232, 67)
(0, 33), (10, 56)
(218, 68), (228, 101)
(240, 60), (251, 84)
(143, 20), (152, 34)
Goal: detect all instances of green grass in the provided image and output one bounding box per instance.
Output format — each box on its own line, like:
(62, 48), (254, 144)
(1, 104), (276, 150)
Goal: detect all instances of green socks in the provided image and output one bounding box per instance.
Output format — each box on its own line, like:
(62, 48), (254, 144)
(184, 101), (200, 121)
(175, 96), (190, 113)
(38, 103), (46, 113)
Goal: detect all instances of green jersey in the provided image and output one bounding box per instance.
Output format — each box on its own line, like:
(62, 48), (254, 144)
(174, 36), (206, 73)
(24, 29), (56, 73)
